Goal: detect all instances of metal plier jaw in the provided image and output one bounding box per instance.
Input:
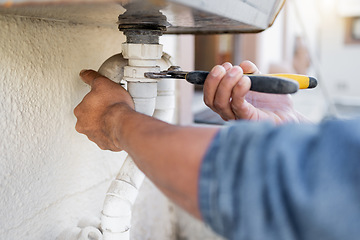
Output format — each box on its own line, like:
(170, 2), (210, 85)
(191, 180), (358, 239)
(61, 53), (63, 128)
(144, 66), (189, 79)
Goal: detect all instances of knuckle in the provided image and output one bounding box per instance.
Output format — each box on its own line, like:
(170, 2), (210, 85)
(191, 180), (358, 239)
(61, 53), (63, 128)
(230, 100), (241, 112)
(223, 80), (237, 90)
(203, 97), (211, 107)
(73, 104), (84, 117)
(234, 77), (250, 92)
(231, 100), (248, 118)
(213, 101), (225, 110)
(219, 114), (230, 121)
(92, 77), (106, 89)
(98, 144), (109, 151)
(73, 106), (80, 116)
(221, 78), (241, 91)
(75, 122), (84, 133)
(233, 82), (243, 92)
(204, 76), (218, 86)
(91, 78), (101, 88)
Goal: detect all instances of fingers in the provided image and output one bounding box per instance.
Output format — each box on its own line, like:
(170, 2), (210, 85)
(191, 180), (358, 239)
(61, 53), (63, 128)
(222, 62), (233, 71)
(76, 122), (122, 152)
(230, 75), (253, 119)
(203, 65), (227, 109)
(239, 60), (260, 74)
(204, 63), (253, 121)
(80, 69), (106, 87)
(75, 70), (122, 151)
(212, 66), (244, 120)
(75, 105), (123, 152)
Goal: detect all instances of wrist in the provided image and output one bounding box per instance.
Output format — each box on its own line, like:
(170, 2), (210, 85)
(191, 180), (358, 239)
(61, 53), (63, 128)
(104, 103), (135, 150)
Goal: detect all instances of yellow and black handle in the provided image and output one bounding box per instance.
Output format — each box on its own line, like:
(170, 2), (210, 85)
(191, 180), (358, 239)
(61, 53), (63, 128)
(185, 71), (317, 94)
(265, 74), (317, 89)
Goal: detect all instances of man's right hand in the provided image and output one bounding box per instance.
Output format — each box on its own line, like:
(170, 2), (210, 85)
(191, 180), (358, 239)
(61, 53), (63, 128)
(203, 61), (308, 124)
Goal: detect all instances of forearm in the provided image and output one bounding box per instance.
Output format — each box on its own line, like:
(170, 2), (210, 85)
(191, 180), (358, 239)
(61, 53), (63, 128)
(109, 103), (219, 218)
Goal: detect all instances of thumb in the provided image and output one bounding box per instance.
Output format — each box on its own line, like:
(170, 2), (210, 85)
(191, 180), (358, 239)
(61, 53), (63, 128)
(79, 69), (105, 87)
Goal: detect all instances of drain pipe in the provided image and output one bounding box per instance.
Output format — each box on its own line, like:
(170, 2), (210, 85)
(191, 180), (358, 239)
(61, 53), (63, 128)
(153, 53), (176, 122)
(97, 52), (175, 240)
(101, 4), (171, 240)
(101, 34), (161, 240)
(57, 3), (174, 239)
(98, 51), (176, 123)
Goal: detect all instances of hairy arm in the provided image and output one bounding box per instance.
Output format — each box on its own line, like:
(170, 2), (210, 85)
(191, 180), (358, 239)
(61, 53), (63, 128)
(74, 59), (309, 220)
(74, 70), (219, 219)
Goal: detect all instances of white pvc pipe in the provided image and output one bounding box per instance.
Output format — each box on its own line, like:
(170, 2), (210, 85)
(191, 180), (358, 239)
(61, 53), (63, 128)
(101, 155), (144, 240)
(100, 43), (176, 240)
(58, 49), (176, 240)
(57, 224), (102, 240)
(153, 53), (176, 122)
(58, 41), (176, 240)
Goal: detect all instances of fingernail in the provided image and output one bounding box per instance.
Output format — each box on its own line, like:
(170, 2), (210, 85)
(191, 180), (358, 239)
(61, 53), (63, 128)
(228, 66), (243, 77)
(222, 62), (233, 70)
(79, 69), (87, 76)
(210, 65), (225, 77)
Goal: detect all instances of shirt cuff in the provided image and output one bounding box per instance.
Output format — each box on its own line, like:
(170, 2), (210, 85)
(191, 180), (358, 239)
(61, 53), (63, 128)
(198, 129), (224, 235)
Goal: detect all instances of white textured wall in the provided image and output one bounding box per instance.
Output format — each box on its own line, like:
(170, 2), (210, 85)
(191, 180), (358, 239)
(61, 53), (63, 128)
(0, 11), (223, 240)
(0, 14), (128, 239)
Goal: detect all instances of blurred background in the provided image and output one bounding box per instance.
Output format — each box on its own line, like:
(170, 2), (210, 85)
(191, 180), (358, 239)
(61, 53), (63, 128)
(191, 0), (360, 125)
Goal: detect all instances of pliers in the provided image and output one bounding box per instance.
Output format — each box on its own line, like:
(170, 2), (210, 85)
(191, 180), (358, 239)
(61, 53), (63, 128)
(144, 66), (317, 94)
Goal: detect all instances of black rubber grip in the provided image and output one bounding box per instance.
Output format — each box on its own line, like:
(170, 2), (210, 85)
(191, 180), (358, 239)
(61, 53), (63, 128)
(308, 77), (317, 88)
(185, 71), (299, 94)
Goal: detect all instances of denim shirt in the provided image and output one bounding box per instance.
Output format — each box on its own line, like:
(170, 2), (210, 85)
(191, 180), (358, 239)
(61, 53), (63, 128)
(199, 118), (360, 240)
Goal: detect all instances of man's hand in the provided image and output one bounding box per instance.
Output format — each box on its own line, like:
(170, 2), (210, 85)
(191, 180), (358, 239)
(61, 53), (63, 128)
(74, 70), (219, 219)
(74, 70), (135, 151)
(203, 61), (308, 124)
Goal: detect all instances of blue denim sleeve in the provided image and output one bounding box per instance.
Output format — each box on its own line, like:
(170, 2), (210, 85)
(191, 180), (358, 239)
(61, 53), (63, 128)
(199, 118), (360, 240)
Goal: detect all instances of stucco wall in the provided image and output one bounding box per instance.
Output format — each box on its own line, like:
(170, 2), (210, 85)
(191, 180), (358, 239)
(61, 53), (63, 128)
(0, 12), (223, 240)
(0, 14), (129, 239)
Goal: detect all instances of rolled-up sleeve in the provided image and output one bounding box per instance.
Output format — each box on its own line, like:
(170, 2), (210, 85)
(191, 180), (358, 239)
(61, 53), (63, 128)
(199, 119), (360, 240)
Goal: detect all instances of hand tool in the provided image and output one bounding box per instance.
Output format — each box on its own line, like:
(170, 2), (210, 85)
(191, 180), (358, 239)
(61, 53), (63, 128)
(144, 67), (318, 94)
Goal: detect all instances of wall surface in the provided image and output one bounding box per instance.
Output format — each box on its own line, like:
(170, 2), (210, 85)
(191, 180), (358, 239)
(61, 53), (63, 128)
(0, 13), (130, 239)
(0, 11), (222, 240)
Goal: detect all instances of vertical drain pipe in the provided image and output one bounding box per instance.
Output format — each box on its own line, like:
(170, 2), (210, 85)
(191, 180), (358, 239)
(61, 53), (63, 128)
(97, 53), (176, 240)
(101, 3), (170, 240)
(153, 53), (176, 123)
(101, 43), (161, 240)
